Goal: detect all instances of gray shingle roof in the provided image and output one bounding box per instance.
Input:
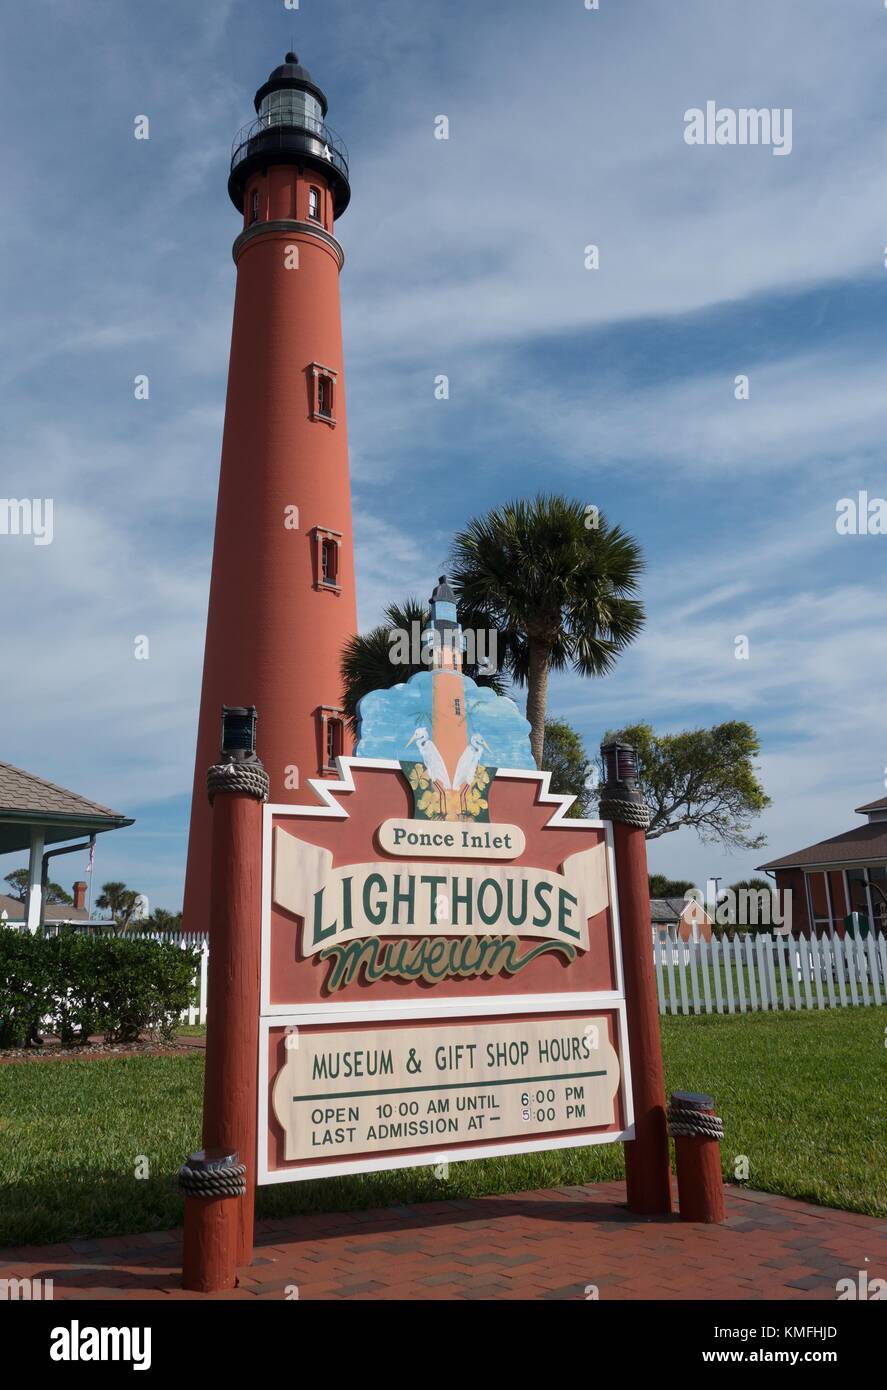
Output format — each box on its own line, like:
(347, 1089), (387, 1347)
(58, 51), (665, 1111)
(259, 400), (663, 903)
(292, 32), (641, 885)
(0, 893), (90, 923)
(758, 820), (887, 872)
(855, 795), (887, 814)
(0, 762), (125, 819)
(650, 897), (690, 923)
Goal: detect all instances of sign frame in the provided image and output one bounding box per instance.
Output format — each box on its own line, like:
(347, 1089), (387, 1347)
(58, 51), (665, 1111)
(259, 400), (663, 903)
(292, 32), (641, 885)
(257, 759), (636, 1185)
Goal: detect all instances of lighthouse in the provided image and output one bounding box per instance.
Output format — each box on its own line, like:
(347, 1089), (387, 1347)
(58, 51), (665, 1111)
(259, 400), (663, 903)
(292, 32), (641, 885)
(423, 575), (467, 785)
(182, 54), (358, 934)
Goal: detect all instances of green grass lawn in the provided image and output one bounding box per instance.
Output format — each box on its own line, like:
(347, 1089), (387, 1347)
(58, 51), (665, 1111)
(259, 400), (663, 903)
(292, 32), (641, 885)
(1, 1007), (884, 1247)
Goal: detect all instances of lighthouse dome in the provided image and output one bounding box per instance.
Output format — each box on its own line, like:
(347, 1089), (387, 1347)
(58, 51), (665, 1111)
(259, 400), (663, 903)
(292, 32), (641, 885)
(230, 52), (350, 217)
(254, 51), (329, 120)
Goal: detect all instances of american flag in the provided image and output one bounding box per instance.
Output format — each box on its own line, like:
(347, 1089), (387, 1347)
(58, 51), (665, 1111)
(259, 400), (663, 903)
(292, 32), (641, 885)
(86, 844), (95, 874)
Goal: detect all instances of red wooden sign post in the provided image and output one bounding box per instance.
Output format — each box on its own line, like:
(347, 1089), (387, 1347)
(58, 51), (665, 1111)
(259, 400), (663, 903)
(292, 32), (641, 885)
(599, 745), (674, 1217)
(182, 717), (268, 1291)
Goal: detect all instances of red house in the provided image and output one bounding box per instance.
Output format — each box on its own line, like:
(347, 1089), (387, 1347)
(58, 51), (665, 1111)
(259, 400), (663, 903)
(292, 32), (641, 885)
(758, 796), (887, 937)
(650, 896), (713, 943)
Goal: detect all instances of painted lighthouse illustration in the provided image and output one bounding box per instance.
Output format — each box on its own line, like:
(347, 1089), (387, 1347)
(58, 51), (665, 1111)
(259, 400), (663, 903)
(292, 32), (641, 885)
(355, 575), (535, 822)
(183, 55), (358, 933)
(405, 576), (491, 820)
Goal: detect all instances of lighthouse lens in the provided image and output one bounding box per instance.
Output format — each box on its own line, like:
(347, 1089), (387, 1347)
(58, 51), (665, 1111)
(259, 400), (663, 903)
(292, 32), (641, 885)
(260, 89), (322, 132)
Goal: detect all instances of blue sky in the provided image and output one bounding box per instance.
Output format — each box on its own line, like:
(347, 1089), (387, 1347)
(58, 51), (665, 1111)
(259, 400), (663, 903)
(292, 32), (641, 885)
(2, 0), (886, 912)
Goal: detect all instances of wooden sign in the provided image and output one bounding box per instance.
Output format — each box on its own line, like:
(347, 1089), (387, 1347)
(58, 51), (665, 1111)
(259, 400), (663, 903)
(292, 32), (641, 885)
(258, 759), (633, 1183)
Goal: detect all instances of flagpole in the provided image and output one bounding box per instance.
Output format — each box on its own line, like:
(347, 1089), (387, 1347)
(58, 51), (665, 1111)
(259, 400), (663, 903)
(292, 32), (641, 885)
(86, 842), (95, 919)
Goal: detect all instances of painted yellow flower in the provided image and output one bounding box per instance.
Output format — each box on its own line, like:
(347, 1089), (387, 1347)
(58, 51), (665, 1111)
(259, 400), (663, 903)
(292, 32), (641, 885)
(417, 790), (439, 816)
(472, 765), (490, 791)
(464, 788), (489, 818)
(408, 764), (430, 792)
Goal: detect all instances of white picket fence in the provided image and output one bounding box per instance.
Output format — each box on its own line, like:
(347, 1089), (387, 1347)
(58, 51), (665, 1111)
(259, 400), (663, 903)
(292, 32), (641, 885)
(653, 930), (887, 1015)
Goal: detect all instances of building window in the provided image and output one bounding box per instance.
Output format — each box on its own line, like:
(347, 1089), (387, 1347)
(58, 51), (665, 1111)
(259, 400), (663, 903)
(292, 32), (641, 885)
(308, 186), (321, 221)
(317, 706), (345, 774)
(321, 538), (338, 586)
(250, 189), (260, 225)
(326, 717), (343, 767)
(454, 698), (461, 716)
(309, 363), (337, 424)
(312, 527), (343, 591)
(843, 866), (886, 935)
(805, 870), (833, 936)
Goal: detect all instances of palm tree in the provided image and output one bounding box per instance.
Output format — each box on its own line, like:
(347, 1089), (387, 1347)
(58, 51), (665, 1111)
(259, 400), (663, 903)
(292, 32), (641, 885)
(145, 907), (181, 932)
(451, 495), (645, 766)
(95, 881), (139, 930)
(341, 597), (506, 736)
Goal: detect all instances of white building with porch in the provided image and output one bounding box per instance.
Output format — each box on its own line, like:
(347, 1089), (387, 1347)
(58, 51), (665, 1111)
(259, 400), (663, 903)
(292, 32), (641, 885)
(0, 761), (133, 931)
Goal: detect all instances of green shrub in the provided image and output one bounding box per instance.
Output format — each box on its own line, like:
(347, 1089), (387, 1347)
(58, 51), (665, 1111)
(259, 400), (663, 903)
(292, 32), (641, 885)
(0, 930), (53, 1046)
(94, 937), (198, 1042)
(0, 929), (199, 1046)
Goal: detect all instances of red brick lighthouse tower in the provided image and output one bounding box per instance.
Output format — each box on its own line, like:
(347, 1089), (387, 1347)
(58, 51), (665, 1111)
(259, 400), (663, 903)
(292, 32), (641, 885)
(183, 54), (357, 934)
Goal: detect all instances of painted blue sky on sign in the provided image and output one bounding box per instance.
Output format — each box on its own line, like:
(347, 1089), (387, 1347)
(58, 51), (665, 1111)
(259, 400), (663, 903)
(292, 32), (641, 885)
(355, 673), (534, 770)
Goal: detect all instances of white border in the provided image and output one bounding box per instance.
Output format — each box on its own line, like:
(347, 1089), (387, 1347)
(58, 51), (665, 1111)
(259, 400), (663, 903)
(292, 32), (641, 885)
(257, 757), (632, 1183)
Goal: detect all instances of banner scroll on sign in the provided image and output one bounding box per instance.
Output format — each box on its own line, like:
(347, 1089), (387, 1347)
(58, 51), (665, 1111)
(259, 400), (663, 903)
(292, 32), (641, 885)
(273, 826), (610, 957)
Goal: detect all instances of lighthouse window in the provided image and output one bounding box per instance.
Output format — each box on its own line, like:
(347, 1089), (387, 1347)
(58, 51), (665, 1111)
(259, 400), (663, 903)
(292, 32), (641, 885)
(313, 526), (343, 592)
(326, 717), (343, 769)
(317, 704), (346, 774)
(308, 187), (321, 221)
(309, 363), (337, 424)
(250, 189), (260, 224)
(321, 538), (338, 586)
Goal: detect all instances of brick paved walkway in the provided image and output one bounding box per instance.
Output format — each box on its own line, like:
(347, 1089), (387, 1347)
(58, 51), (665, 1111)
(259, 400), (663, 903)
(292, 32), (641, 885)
(2, 1183), (883, 1300)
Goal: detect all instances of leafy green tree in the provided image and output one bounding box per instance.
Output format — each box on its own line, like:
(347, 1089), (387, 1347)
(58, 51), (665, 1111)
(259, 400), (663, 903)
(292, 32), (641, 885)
(341, 597), (506, 736)
(648, 874), (697, 898)
(451, 495), (645, 767)
(541, 719), (595, 819)
(94, 881), (139, 930)
(600, 721), (770, 850)
(3, 869), (73, 905)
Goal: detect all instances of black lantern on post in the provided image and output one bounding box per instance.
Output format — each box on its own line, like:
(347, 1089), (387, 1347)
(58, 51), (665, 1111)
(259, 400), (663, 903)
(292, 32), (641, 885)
(598, 740), (649, 827)
(601, 741), (641, 793)
(220, 705), (259, 763)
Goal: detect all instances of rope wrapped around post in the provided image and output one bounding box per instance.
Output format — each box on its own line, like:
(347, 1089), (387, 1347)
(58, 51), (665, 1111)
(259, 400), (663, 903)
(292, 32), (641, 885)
(206, 760), (270, 804)
(668, 1109), (725, 1139)
(597, 796), (650, 829)
(178, 1150), (247, 1199)
(669, 1091), (726, 1223)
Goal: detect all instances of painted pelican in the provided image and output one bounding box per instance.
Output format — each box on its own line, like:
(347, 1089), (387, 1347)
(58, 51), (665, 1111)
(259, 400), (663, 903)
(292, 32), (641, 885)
(453, 733), (491, 792)
(405, 726), (451, 789)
